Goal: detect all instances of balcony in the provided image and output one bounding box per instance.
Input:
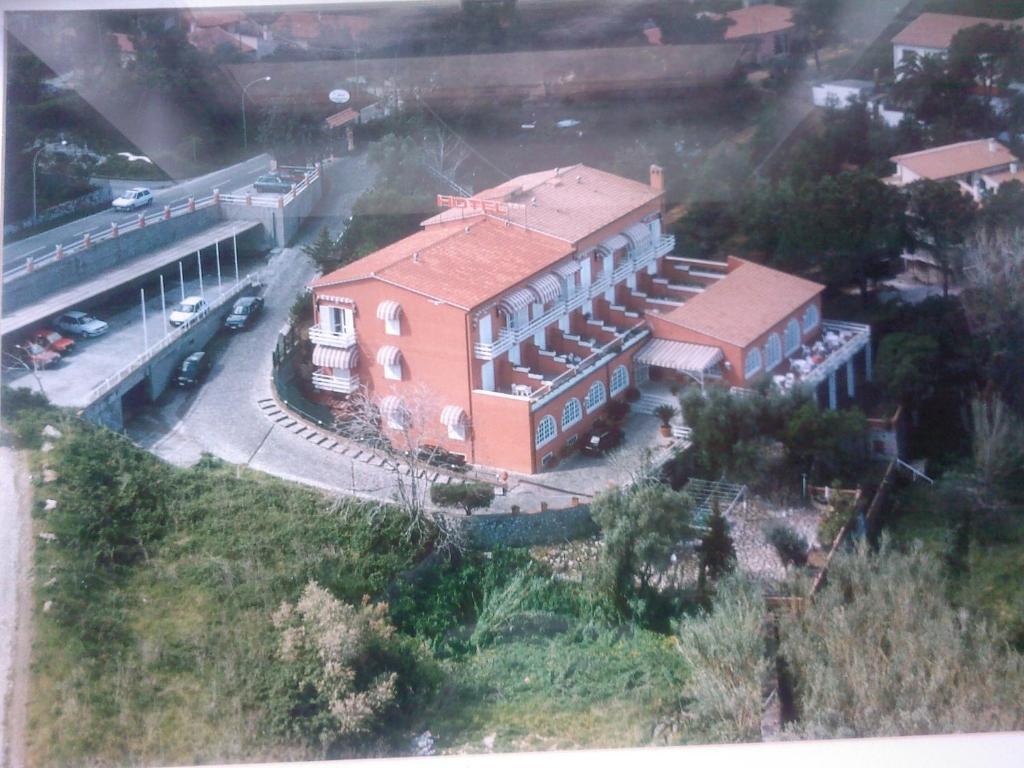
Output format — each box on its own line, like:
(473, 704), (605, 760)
(473, 235), (674, 360)
(774, 320), (871, 390)
(312, 370), (360, 394)
(309, 326), (356, 348)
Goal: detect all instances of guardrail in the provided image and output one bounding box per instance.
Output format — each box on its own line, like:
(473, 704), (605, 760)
(801, 320), (871, 386)
(87, 273), (260, 404)
(5, 164), (322, 281)
(473, 235), (673, 360)
(309, 325), (357, 348)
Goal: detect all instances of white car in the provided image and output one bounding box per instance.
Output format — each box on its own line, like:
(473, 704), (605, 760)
(111, 187), (153, 212)
(169, 296), (208, 327)
(55, 310), (109, 338)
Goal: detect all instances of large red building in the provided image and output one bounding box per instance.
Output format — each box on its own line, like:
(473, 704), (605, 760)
(310, 164), (870, 474)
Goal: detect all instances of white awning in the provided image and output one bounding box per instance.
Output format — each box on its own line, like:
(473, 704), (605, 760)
(376, 345), (402, 366)
(379, 395), (405, 418)
(376, 300), (402, 321)
(554, 260), (581, 278)
(440, 405), (467, 427)
(313, 345), (358, 369)
(623, 222), (652, 252)
(635, 338), (723, 372)
(599, 234), (629, 254)
(528, 273), (562, 304)
(497, 287), (537, 316)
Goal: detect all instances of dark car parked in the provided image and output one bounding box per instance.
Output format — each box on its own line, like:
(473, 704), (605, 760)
(580, 428), (623, 457)
(224, 296), (264, 330)
(174, 351), (211, 387)
(253, 174), (292, 194)
(412, 444), (468, 473)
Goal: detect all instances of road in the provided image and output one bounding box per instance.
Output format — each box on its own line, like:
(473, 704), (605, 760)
(2, 153), (274, 274)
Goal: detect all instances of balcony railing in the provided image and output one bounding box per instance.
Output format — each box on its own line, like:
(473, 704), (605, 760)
(793, 320), (871, 387)
(312, 371), (360, 394)
(309, 326), (357, 348)
(473, 235), (673, 360)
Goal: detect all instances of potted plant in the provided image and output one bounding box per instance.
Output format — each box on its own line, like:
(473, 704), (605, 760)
(654, 404), (677, 437)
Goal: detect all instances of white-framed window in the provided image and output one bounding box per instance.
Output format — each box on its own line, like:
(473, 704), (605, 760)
(562, 398), (582, 429)
(585, 380), (606, 413)
(610, 365), (629, 396)
(784, 318), (801, 355)
(744, 348), (762, 379)
(384, 362), (402, 380)
(536, 415), (557, 448)
(385, 317), (400, 336)
(447, 422), (466, 441)
(803, 303), (820, 333)
(765, 334), (782, 371)
(321, 305), (352, 334)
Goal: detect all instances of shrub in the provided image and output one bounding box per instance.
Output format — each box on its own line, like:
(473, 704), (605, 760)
(624, 386), (641, 403)
(430, 481), (494, 515)
(653, 404), (677, 426)
(697, 504), (736, 586)
(767, 524), (809, 567)
(606, 400), (630, 423)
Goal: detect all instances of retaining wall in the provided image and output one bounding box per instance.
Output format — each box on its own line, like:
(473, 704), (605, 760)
(459, 504), (598, 549)
(222, 169), (324, 247)
(4, 206), (221, 313)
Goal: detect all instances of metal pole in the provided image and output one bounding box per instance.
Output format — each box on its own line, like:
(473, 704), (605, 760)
(216, 240), (222, 291)
(31, 150), (40, 223)
(179, 261), (186, 301)
(160, 274), (168, 334)
(233, 229), (239, 283)
(197, 249), (204, 296)
(140, 288), (149, 351)
(242, 89), (248, 150)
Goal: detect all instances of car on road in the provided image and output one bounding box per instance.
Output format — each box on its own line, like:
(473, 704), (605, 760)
(55, 310), (109, 338)
(580, 428), (624, 457)
(14, 341), (60, 369)
(111, 187), (153, 212)
(253, 174), (292, 194)
(411, 444), (468, 473)
(30, 328), (76, 355)
(174, 350), (211, 387)
(224, 295), (264, 330)
(169, 296), (208, 327)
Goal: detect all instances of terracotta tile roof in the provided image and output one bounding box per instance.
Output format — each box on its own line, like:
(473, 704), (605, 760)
(892, 139), (1018, 181)
(891, 13), (1018, 49)
(111, 32), (135, 54)
(420, 164), (661, 245)
(313, 218), (574, 311)
(325, 108), (359, 129)
(981, 168), (1024, 186)
(186, 10), (246, 28)
(187, 25), (256, 54)
(654, 258), (823, 348)
(724, 4), (794, 40)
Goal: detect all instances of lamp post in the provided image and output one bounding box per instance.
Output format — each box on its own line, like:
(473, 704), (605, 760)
(241, 76), (271, 151)
(32, 138), (67, 223)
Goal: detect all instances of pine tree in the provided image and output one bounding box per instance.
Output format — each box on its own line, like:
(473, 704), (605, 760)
(301, 226), (342, 274)
(698, 502), (736, 588)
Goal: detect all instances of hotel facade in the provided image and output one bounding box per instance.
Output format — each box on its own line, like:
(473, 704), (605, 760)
(310, 164), (870, 474)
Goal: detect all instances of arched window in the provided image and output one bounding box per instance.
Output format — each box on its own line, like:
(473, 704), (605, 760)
(784, 318), (801, 355)
(765, 333), (782, 371)
(803, 303), (820, 333)
(536, 415), (557, 448)
(585, 380), (606, 413)
(744, 348), (762, 379)
(610, 365), (629, 396)
(562, 398), (582, 429)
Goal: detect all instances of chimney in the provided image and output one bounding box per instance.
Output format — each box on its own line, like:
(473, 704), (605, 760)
(649, 164), (664, 192)
(412, 251), (420, 263)
(988, 138), (997, 153)
(1012, 162), (1019, 174)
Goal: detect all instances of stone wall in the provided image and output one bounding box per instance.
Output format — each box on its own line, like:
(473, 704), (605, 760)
(460, 504), (598, 549)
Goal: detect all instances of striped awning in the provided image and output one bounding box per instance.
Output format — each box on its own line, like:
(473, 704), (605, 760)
(497, 287), (537, 316)
(529, 273), (562, 304)
(600, 234), (629, 254)
(623, 222), (652, 251)
(376, 300), (402, 321)
(635, 338), (723, 372)
(312, 345), (358, 369)
(376, 345), (402, 366)
(440, 405), (467, 427)
(379, 395), (406, 421)
(554, 259), (581, 278)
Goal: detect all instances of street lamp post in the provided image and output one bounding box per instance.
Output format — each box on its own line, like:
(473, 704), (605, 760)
(241, 76), (272, 151)
(32, 139), (67, 224)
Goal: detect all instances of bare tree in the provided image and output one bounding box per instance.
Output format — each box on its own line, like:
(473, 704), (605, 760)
(960, 229), (1024, 335)
(970, 395), (1024, 501)
(420, 125), (471, 194)
(1, 347), (48, 399)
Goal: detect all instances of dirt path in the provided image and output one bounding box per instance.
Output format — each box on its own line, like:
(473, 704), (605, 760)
(0, 440), (33, 768)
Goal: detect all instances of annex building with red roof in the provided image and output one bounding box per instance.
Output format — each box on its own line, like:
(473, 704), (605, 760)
(310, 165), (871, 474)
(892, 12), (1023, 75)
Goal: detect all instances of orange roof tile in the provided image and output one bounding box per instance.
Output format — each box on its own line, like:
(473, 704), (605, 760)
(655, 258), (823, 348)
(421, 164), (661, 245)
(892, 139), (1018, 181)
(111, 32), (135, 54)
(724, 4), (794, 40)
(891, 12), (1016, 49)
(186, 10), (246, 28)
(314, 218), (574, 311)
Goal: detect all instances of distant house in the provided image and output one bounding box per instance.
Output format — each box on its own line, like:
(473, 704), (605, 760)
(812, 79), (874, 108)
(724, 4), (795, 65)
(886, 138), (1020, 202)
(642, 19), (663, 46)
(110, 33), (136, 68)
(891, 13), (1021, 75)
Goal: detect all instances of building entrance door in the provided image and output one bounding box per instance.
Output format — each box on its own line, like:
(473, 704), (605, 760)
(634, 362), (650, 386)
